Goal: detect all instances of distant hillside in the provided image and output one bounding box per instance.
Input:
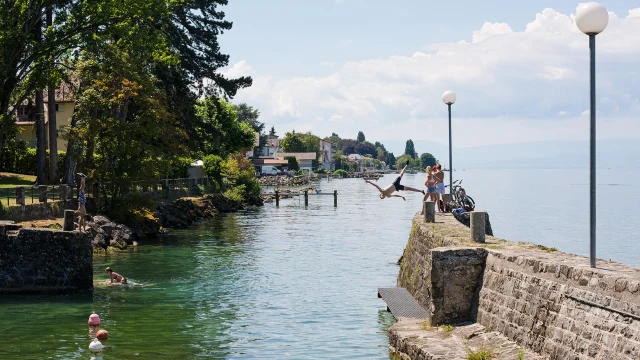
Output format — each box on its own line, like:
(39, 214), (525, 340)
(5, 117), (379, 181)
(380, 139), (640, 169)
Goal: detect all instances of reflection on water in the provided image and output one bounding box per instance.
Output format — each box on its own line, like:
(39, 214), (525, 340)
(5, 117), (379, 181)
(1, 169), (639, 359)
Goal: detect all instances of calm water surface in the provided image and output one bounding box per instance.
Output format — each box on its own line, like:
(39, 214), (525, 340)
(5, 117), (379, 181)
(0, 168), (638, 359)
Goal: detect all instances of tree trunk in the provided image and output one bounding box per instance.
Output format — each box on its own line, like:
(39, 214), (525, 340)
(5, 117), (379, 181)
(35, 14), (47, 184)
(47, 6), (58, 184)
(62, 111), (79, 185)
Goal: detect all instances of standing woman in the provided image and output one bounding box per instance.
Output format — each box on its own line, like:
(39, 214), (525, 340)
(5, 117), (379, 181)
(78, 174), (87, 231)
(434, 164), (446, 212)
(419, 166), (437, 215)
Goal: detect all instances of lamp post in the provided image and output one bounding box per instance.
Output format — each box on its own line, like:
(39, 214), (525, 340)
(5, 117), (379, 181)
(576, 2), (608, 268)
(442, 90), (456, 196)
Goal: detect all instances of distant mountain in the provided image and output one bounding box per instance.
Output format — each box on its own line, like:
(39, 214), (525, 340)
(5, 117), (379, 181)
(380, 139), (640, 169)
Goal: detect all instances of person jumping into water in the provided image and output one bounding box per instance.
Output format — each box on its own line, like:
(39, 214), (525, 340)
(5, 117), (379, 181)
(365, 161), (424, 201)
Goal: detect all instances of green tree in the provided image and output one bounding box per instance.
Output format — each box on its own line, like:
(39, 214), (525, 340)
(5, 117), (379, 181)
(396, 154), (420, 169)
(386, 152), (396, 168)
(285, 156), (299, 171)
(195, 97), (255, 157)
(280, 131), (305, 152)
(420, 153), (437, 169)
(357, 131), (365, 142)
(234, 103), (265, 154)
(405, 139), (416, 159)
(269, 126), (276, 137)
(374, 159), (381, 169)
(376, 146), (387, 162)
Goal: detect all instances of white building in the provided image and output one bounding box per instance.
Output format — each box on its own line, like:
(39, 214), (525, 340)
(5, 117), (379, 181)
(262, 135), (281, 157)
(319, 140), (335, 171)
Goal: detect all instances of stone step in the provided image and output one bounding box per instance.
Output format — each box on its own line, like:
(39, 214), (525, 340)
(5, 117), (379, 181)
(389, 319), (544, 360)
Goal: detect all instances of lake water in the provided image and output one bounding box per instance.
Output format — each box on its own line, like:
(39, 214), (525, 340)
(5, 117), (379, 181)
(1, 168), (638, 359)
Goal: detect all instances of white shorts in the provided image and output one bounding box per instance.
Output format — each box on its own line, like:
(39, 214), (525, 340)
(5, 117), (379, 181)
(436, 183), (445, 195)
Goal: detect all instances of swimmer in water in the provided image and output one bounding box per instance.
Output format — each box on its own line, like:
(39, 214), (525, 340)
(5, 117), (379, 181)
(105, 267), (127, 284)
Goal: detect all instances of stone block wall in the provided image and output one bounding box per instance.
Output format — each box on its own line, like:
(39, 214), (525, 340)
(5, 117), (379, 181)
(0, 228), (92, 293)
(398, 213), (640, 360)
(2, 201), (69, 222)
(478, 250), (640, 360)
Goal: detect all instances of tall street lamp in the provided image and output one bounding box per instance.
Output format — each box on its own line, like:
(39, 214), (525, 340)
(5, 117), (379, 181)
(576, 2), (608, 268)
(442, 90), (456, 196)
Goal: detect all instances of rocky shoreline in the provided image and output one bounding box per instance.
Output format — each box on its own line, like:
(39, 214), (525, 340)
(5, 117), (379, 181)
(258, 174), (310, 186)
(88, 193), (263, 250)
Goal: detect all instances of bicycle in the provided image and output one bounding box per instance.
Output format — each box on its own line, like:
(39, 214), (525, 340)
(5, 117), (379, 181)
(445, 179), (475, 212)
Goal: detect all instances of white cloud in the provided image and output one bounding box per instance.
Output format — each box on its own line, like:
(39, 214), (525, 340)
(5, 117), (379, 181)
(227, 6), (640, 147)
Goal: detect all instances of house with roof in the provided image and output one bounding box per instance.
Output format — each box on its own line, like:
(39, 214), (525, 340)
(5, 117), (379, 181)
(319, 139), (335, 171)
(262, 134), (281, 157)
(15, 84), (75, 151)
(277, 152), (316, 173)
(245, 132), (261, 159)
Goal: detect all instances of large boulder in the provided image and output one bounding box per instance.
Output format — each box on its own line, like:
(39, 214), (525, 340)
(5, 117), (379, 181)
(86, 215), (135, 250)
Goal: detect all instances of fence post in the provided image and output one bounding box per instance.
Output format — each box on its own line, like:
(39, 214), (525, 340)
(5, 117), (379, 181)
(39, 185), (48, 203)
(63, 209), (75, 231)
(275, 190), (280, 207)
(59, 185), (68, 206)
(304, 190), (309, 207)
(423, 201), (435, 223)
(334, 190), (337, 207)
(16, 187), (25, 207)
(470, 211), (486, 243)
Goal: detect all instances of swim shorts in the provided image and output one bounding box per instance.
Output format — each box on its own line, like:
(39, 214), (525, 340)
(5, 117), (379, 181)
(392, 176), (405, 191)
(436, 183), (445, 195)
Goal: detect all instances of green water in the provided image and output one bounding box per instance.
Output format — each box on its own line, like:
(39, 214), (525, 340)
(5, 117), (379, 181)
(1, 178), (418, 359)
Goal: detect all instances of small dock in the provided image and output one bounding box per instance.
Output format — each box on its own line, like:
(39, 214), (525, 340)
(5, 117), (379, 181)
(261, 190), (338, 207)
(378, 287), (428, 319)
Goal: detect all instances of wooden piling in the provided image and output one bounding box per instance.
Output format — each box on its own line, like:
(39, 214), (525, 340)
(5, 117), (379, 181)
(304, 190), (309, 207)
(16, 187), (25, 207)
(63, 210), (75, 231)
(423, 201), (435, 223)
(275, 190), (280, 207)
(470, 211), (486, 243)
(334, 190), (338, 207)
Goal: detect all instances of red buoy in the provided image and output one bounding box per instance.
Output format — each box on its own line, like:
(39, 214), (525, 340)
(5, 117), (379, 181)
(96, 329), (109, 341)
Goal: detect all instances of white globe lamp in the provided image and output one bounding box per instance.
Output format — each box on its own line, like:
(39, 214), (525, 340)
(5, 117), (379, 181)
(576, 2), (609, 35)
(442, 91), (456, 105)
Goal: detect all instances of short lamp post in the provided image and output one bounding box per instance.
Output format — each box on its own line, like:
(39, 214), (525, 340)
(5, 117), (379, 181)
(576, 2), (608, 268)
(442, 90), (456, 196)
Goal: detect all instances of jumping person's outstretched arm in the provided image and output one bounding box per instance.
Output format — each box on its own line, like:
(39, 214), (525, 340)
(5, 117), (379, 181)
(391, 194), (406, 201)
(365, 180), (384, 192)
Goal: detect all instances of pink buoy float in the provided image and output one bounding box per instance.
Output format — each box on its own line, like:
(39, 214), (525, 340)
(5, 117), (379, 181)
(88, 312), (101, 326)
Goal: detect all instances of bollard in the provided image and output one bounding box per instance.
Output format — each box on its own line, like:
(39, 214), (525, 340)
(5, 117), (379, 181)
(423, 201), (435, 223)
(470, 211), (486, 243)
(64, 210), (75, 231)
(16, 187), (25, 207)
(39, 185), (48, 203)
(275, 190), (280, 207)
(304, 190), (309, 207)
(334, 190), (337, 207)
(442, 194), (451, 212)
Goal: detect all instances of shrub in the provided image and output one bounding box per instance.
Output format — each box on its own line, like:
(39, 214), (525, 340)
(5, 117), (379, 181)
(333, 169), (347, 177)
(203, 154), (226, 182)
(223, 185), (246, 203)
(466, 346), (495, 360)
(285, 156), (299, 171)
(166, 157), (195, 179)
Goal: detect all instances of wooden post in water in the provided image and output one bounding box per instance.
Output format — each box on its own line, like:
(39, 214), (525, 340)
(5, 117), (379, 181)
(275, 190), (280, 207)
(304, 190), (309, 207)
(423, 201), (435, 223)
(334, 190), (337, 207)
(470, 211), (486, 243)
(63, 209), (75, 231)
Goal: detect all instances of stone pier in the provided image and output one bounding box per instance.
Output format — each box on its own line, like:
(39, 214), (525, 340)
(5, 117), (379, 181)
(391, 213), (640, 360)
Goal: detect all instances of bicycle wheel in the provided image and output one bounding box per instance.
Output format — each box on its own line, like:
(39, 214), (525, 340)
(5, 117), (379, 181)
(464, 196), (475, 211)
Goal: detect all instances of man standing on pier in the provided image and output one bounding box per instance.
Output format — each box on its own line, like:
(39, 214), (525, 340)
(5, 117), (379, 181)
(366, 162), (424, 201)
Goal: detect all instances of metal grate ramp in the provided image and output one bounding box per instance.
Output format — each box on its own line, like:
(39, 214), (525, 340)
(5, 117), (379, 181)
(378, 287), (428, 319)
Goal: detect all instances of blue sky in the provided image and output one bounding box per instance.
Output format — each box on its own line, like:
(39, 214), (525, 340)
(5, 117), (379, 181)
(217, 1), (640, 153)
